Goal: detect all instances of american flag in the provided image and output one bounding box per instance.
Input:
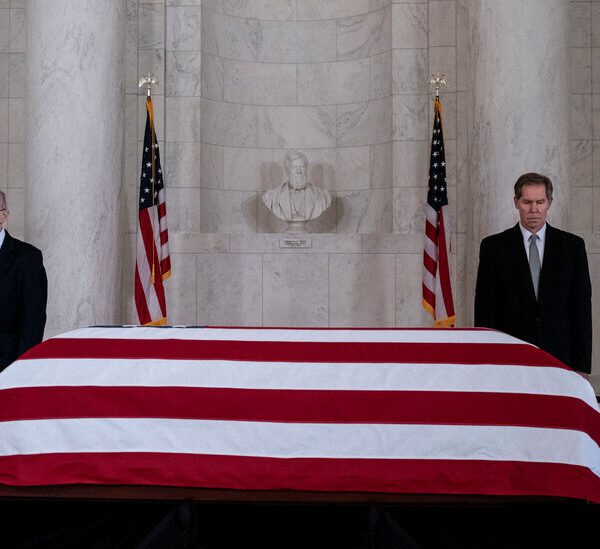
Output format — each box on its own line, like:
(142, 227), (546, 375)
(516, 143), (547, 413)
(422, 96), (455, 327)
(1, 327), (599, 503)
(134, 97), (171, 326)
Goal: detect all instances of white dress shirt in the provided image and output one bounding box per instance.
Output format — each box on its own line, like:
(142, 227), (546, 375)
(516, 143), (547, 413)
(519, 222), (547, 266)
(0, 227), (5, 251)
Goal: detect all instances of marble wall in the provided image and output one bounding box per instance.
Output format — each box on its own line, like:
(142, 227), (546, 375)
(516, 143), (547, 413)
(3, 1), (600, 388)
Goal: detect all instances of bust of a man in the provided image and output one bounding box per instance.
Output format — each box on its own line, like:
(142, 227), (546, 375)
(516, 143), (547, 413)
(262, 151), (331, 229)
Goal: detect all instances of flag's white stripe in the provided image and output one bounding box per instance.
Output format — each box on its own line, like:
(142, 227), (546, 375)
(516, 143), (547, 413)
(3, 359), (596, 409)
(425, 204), (438, 225)
(0, 419), (597, 474)
(423, 239), (437, 259)
(422, 269), (436, 290)
(52, 327), (532, 346)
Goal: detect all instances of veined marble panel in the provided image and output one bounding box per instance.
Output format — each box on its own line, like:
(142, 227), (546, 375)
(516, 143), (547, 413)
(570, 187), (593, 233)
(0, 11), (8, 53)
(395, 253), (430, 327)
(570, 48), (591, 94)
(0, 143), (7, 188)
(571, 1), (591, 49)
(392, 94), (428, 141)
(262, 253), (329, 327)
(166, 5), (202, 51)
(166, 51), (202, 96)
(393, 140), (428, 187)
(329, 254), (395, 327)
(123, 94), (138, 187)
(201, 143), (224, 189)
(370, 141), (392, 189)
(571, 94), (592, 140)
(428, 0), (456, 47)
(361, 233), (422, 254)
(165, 96), (202, 142)
(169, 233), (229, 254)
(124, 1), (138, 94)
(197, 253), (262, 327)
(592, 2), (600, 48)
(593, 48), (600, 93)
(258, 20), (337, 63)
(336, 188), (392, 233)
(8, 96), (24, 142)
(165, 142), (202, 188)
(138, 3), (164, 50)
(337, 96), (392, 147)
(201, 9), (258, 61)
(200, 188), (258, 233)
(370, 51), (392, 99)
(571, 141), (592, 187)
(297, 0), (389, 21)
(456, 0), (467, 91)
(201, 53), (224, 100)
(0, 98), (7, 142)
(202, 99), (258, 147)
(202, 0), (296, 21)
(165, 253), (197, 326)
(258, 106), (336, 148)
(223, 147), (284, 191)
(392, 2), (427, 49)
(594, 95), (600, 140)
(9, 7), (24, 52)
(337, 5), (391, 61)
(7, 141), (23, 188)
(332, 146), (371, 190)
(166, 187), (201, 232)
(297, 59), (370, 106)
(224, 59), (296, 105)
(0, 54), (7, 96)
(393, 187), (424, 234)
(594, 141), (600, 187)
(8, 52), (24, 97)
(392, 49), (428, 94)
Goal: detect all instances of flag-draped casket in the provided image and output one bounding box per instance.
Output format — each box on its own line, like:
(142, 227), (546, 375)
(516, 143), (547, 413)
(0, 327), (599, 503)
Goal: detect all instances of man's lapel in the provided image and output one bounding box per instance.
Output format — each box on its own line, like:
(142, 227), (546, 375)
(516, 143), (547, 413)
(538, 224), (557, 303)
(506, 224), (537, 303)
(0, 230), (16, 281)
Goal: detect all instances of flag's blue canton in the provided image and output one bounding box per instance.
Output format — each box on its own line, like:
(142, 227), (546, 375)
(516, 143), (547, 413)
(427, 109), (448, 211)
(139, 117), (164, 211)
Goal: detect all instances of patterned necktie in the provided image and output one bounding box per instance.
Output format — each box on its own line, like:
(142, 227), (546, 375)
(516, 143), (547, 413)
(529, 234), (541, 298)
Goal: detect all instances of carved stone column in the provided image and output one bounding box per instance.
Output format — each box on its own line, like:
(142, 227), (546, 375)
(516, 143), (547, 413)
(466, 0), (570, 321)
(26, 0), (125, 336)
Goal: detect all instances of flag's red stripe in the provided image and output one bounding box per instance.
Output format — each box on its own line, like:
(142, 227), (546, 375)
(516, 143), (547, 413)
(422, 285), (435, 307)
(21, 338), (568, 368)
(139, 208), (157, 269)
(436, 211), (455, 317)
(133, 266), (151, 326)
(423, 253), (437, 276)
(425, 220), (437, 241)
(0, 453), (597, 503)
(1, 387), (598, 441)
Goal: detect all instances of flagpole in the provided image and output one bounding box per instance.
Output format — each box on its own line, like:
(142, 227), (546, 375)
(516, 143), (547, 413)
(138, 73), (158, 283)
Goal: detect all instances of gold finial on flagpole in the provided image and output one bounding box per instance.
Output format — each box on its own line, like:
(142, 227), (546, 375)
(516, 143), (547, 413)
(138, 72), (159, 98)
(429, 72), (448, 98)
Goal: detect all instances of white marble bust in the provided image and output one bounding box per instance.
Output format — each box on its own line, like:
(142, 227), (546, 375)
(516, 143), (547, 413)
(262, 151), (331, 232)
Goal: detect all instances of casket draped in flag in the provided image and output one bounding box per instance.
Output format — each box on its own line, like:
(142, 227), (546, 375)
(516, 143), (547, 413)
(0, 327), (599, 503)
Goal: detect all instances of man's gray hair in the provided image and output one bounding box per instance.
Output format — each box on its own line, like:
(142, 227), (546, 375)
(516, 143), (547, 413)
(284, 150), (308, 174)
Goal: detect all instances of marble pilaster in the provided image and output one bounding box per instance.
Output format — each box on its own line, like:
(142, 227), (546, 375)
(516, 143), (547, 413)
(26, 0), (124, 337)
(467, 0), (570, 321)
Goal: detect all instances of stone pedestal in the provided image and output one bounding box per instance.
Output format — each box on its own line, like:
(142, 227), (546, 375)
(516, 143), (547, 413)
(26, 0), (125, 337)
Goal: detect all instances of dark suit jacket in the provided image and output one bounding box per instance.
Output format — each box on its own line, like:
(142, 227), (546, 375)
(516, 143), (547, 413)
(475, 223), (592, 373)
(0, 231), (48, 371)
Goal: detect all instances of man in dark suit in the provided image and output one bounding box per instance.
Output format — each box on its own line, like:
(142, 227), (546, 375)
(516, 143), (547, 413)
(475, 173), (592, 374)
(0, 191), (47, 372)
